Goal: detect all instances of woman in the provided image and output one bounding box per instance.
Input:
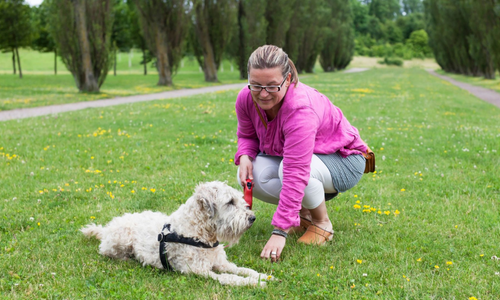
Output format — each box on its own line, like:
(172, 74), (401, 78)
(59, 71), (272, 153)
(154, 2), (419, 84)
(235, 45), (368, 263)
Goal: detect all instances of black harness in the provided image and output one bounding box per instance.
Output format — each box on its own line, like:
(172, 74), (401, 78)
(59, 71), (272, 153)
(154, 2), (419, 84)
(157, 223), (219, 271)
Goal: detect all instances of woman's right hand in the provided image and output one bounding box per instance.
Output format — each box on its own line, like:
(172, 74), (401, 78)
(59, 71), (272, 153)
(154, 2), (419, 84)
(238, 155), (253, 187)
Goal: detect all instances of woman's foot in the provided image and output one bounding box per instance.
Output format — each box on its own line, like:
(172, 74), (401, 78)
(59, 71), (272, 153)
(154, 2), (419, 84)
(288, 216), (312, 235)
(297, 224), (334, 245)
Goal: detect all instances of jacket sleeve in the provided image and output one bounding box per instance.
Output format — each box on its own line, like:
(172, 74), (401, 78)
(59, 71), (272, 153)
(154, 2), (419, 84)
(271, 107), (319, 229)
(234, 91), (260, 165)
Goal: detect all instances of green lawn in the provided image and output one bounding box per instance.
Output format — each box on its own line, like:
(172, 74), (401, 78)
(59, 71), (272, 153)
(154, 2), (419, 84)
(0, 49), (245, 111)
(1, 68), (499, 299)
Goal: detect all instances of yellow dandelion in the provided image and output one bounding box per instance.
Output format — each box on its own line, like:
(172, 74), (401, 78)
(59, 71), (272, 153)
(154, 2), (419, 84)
(356, 259), (362, 264)
(446, 261), (453, 265)
(150, 188), (156, 193)
(400, 188), (405, 192)
(131, 190), (135, 194)
(435, 265), (439, 269)
(353, 204), (361, 209)
(417, 258), (422, 262)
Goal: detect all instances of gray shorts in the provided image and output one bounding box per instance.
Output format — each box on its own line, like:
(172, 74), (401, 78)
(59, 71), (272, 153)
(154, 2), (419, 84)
(316, 152), (365, 200)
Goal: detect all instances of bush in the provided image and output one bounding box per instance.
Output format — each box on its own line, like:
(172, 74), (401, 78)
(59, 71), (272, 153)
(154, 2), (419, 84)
(378, 57), (404, 66)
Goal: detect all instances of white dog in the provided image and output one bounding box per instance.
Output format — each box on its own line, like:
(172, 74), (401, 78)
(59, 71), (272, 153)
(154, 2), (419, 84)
(81, 181), (271, 286)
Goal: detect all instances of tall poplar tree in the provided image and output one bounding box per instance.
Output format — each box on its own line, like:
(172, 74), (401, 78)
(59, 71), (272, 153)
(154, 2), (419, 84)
(229, 0), (267, 79)
(133, 0), (189, 86)
(48, 0), (113, 92)
(190, 0), (237, 82)
(320, 0), (355, 72)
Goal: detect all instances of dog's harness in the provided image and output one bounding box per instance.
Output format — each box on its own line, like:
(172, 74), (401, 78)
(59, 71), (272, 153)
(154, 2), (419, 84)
(158, 223), (219, 271)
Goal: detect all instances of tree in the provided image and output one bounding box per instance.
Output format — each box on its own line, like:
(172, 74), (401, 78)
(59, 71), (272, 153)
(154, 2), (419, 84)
(48, 0), (113, 92)
(133, 0), (189, 86)
(320, 0), (355, 72)
(127, 1), (150, 75)
(368, 0), (401, 22)
(284, 0), (329, 73)
(0, 0), (32, 78)
(265, 0), (296, 47)
(32, 2), (58, 74)
(111, 0), (132, 76)
(189, 0), (237, 82)
(424, 0), (498, 78)
(229, 0), (267, 79)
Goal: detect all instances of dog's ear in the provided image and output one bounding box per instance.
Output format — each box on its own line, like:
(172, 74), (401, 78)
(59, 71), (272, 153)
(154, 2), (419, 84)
(198, 197), (217, 218)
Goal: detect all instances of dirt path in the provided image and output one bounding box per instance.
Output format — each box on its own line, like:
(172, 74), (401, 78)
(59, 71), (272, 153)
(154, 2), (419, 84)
(426, 69), (500, 109)
(0, 83), (245, 122)
(11, 68), (496, 122)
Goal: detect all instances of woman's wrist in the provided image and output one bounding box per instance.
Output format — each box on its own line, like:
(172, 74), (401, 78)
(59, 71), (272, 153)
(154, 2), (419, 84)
(272, 228), (288, 239)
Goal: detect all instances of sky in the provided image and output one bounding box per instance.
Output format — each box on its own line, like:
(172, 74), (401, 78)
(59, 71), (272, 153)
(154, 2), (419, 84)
(25, 0), (43, 6)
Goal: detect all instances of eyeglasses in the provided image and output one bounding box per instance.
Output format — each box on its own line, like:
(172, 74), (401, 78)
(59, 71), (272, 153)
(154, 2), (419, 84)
(248, 73), (289, 93)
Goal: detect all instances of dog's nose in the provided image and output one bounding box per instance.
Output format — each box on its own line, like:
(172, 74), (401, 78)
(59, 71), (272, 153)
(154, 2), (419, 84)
(248, 215), (256, 224)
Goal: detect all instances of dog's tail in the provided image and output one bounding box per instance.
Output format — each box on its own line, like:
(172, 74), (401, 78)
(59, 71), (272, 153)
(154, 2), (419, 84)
(80, 223), (103, 240)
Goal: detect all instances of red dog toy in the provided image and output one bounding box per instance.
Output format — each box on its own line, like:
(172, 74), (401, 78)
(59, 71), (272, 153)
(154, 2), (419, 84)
(244, 179), (253, 209)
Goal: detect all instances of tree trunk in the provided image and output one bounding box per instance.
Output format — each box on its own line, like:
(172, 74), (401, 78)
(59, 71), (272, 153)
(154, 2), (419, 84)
(54, 49), (57, 75)
(73, 0), (99, 92)
(12, 50), (16, 75)
(194, 3), (218, 82)
(113, 45), (117, 76)
(237, 0), (247, 80)
(142, 47), (147, 75)
(155, 28), (172, 86)
(15, 47), (22, 79)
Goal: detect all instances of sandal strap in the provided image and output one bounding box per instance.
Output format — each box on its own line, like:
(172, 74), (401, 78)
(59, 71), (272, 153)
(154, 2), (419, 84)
(307, 224), (333, 239)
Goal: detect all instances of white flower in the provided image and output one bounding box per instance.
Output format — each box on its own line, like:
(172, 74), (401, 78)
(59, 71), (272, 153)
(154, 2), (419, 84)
(29, 217), (34, 221)
(363, 273), (367, 277)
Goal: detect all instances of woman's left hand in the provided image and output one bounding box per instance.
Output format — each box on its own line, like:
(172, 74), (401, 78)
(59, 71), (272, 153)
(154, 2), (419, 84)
(261, 234), (286, 263)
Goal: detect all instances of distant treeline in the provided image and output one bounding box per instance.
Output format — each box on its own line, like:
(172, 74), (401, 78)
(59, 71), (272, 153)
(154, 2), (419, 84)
(425, 0), (500, 79)
(2, 0), (496, 91)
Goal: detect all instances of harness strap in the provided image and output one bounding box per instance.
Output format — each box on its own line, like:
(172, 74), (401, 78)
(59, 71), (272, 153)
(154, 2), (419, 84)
(158, 224), (219, 271)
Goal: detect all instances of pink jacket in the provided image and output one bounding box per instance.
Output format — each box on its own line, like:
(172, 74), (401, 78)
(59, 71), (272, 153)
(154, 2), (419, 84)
(235, 82), (367, 230)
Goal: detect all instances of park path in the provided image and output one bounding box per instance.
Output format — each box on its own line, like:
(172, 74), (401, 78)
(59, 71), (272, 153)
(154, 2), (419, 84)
(0, 83), (245, 122)
(2, 68), (497, 122)
(426, 69), (500, 109)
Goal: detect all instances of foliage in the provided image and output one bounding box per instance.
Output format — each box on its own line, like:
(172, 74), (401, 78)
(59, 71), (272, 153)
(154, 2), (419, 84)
(189, 0), (237, 82)
(319, 0), (355, 72)
(132, 0), (189, 86)
(265, 0), (296, 48)
(47, 0), (113, 92)
(378, 56), (403, 66)
(424, 0), (500, 79)
(284, 0), (329, 73)
(0, 0), (32, 77)
(227, 0), (267, 79)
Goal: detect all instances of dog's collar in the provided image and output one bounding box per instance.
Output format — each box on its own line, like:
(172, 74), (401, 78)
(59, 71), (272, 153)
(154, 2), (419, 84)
(158, 223), (219, 271)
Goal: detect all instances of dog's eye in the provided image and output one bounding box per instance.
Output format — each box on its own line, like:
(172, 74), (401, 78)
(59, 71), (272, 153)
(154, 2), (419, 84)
(227, 199), (235, 206)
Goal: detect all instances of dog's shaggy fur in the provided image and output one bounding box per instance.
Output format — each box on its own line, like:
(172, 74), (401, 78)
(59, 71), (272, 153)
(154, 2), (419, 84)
(81, 181), (270, 286)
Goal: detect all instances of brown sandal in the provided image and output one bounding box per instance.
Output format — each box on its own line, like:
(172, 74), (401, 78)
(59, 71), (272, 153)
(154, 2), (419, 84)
(297, 224), (334, 245)
(288, 217), (312, 235)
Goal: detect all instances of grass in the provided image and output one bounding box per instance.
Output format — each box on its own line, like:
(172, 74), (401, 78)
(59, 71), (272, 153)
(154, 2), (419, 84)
(1, 67), (499, 299)
(0, 49), (245, 110)
(436, 70), (500, 93)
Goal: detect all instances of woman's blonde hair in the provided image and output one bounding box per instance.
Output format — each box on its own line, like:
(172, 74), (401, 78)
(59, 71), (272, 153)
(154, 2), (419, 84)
(247, 45), (299, 85)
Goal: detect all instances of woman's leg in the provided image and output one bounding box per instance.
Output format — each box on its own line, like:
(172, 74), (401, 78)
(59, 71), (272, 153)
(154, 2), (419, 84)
(280, 155), (336, 232)
(236, 154), (282, 205)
